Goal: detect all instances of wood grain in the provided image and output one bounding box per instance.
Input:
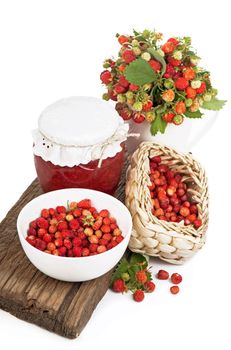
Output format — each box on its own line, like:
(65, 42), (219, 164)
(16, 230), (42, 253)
(0, 169), (126, 338)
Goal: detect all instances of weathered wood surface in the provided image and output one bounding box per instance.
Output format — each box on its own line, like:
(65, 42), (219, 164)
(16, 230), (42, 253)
(0, 171), (126, 338)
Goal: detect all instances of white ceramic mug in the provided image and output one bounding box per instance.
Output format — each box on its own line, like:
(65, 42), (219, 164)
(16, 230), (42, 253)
(126, 110), (218, 154)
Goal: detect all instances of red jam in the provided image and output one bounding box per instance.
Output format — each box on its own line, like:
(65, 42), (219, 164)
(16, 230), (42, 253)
(34, 144), (125, 195)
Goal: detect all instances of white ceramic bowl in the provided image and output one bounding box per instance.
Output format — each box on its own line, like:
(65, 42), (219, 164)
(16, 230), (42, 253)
(17, 188), (132, 282)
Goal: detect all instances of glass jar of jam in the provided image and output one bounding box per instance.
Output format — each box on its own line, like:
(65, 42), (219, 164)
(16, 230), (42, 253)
(33, 97), (128, 195)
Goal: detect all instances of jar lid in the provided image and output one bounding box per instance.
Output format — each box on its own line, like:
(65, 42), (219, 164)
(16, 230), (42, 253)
(33, 96), (129, 167)
(38, 96), (120, 147)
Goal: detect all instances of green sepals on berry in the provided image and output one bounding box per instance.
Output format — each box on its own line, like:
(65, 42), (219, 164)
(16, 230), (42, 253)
(110, 253), (153, 300)
(151, 113), (167, 136)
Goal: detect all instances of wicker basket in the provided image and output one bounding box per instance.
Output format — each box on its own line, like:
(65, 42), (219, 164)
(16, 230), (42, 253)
(125, 142), (209, 264)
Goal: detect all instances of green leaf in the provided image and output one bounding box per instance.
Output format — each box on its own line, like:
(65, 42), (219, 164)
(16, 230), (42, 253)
(202, 98), (226, 111)
(133, 29), (139, 36)
(184, 110), (203, 118)
(147, 48), (166, 75)
(124, 58), (157, 86)
(130, 253), (149, 268)
(110, 257), (129, 285)
(150, 114), (167, 135)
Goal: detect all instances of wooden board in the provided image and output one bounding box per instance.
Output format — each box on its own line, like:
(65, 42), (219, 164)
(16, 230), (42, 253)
(0, 174), (126, 338)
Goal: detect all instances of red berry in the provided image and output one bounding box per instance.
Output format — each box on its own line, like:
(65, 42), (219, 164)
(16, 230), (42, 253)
(108, 89), (117, 101)
(196, 81), (206, 94)
(133, 113), (145, 124)
(114, 83), (126, 94)
(174, 77), (189, 91)
(171, 273), (182, 284)
(99, 209), (109, 217)
(161, 42), (175, 54)
(100, 70), (112, 85)
(118, 35), (128, 45)
(72, 237), (82, 247)
(112, 278), (126, 293)
(194, 219), (202, 229)
(56, 206), (66, 214)
(190, 204), (198, 214)
(183, 201), (190, 208)
(133, 290), (145, 302)
(77, 199), (91, 209)
(149, 59), (161, 72)
(183, 67), (195, 81)
(186, 86), (197, 99)
(157, 270), (169, 280)
(119, 75), (129, 88)
(136, 270), (148, 284)
(57, 221), (68, 231)
(73, 246), (82, 257)
(41, 209), (49, 218)
(187, 214), (197, 223)
(142, 100), (153, 112)
(82, 248), (90, 256)
(167, 56), (181, 67)
(122, 49), (136, 63)
(167, 38), (179, 46)
(129, 83), (139, 92)
(170, 285), (180, 294)
(36, 217), (49, 229)
(163, 112), (175, 123)
(58, 246), (67, 256)
(144, 281), (156, 293)
(69, 219), (80, 230)
(179, 207), (190, 217)
(97, 245), (107, 254)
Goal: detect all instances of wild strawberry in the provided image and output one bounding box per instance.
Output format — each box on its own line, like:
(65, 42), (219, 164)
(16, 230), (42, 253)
(100, 70), (112, 85)
(72, 246), (82, 257)
(72, 237), (82, 246)
(149, 59), (161, 72)
(112, 279), (126, 293)
(157, 269), (169, 280)
(171, 273), (182, 284)
(144, 281), (156, 292)
(114, 83), (126, 94)
(118, 64), (126, 72)
(57, 221), (68, 231)
(163, 64), (175, 78)
(41, 209), (49, 219)
(179, 207), (190, 217)
(82, 248), (90, 256)
(133, 290), (145, 302)
(133, 101), (143, 112)
(142, 100), (153, 111)
(56, 206), (66, 214)
(161, 42), (175, 54)
(58, 246), (67, 256)
(48, 225), (57, 234)
(49, 208), (55, 216)
(133, 113), (145, 123)
(167, 37), (179, 46)
(77, 199), (91, 209)
(122, 49), (136, 63)
(69, 219), (80, 230)
(101, 225), (111, 233)
(84, 227), (94, 236)
(175, 101), (186, 114)
(97, 245), (107, 254)
(167, 56), (181, 67)
(136, 270), (148, 284)
(190, 204), (198, 214)
(187, 214), (197, 223)
(145, 111), (155, 122)
(66, 214), (74, 221)
(119, 75), (129, 88)
(36, 217), (49, 229)
(129, 83), (139, 92)
(92, 217), (103, 230)
(190, 99), (200, 112)
(118, 35), (129, 45)
(113, 228), (122, 236)
(183, 67), (195, 81)
(116, 235), (123, 243)
(186, 86), (197, 99)
(89, 235), (99, 244)
(119, 107), (133, 121)
(162, 89), (175, 102)
(89, 243), (98, 253)
(162, 112), (175, 123)
(54, 238), (63, 247)
(47, 242), (56, 251)
(175, 77), (189, 90)
(196, 81), (206, 94)
(170, 286), (180, 294)
(194, 219), (202, 229)
(173, 114), (184, 125)
(108, 89), (117, 101)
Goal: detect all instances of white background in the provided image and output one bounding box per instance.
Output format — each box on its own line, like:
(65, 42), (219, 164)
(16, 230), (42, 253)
(0, 1), (230, 349)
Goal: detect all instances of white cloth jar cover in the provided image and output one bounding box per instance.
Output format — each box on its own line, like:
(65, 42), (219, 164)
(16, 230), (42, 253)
(33, 96), (129, 167)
